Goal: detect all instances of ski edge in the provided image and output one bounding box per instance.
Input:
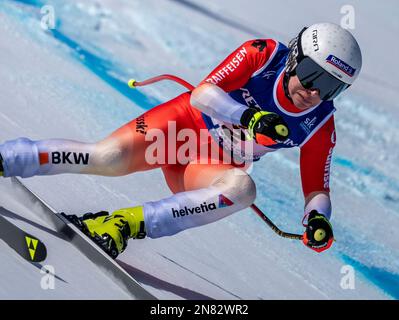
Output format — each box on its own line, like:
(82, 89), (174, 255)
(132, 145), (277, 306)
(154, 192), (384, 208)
(9, 177), (156, 300)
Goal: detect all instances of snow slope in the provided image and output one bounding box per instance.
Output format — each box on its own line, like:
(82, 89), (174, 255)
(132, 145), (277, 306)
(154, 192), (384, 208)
(0, 178), (133, 299)
(0, 0), (398, 299)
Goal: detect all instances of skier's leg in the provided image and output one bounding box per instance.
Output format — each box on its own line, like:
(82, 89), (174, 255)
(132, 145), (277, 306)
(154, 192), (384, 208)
(0, 137), (118, 177)
(0, 93), (199, 178)
(143, 161), (256, 238)
(76, 160), (256, 255)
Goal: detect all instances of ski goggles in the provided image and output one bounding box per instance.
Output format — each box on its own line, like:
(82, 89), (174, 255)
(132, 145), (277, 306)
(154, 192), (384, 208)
(296, 57), (350, 101)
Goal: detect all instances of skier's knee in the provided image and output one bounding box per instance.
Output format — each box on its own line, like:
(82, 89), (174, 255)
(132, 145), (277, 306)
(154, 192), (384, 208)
(91, 139), (128, 176)
(212, 168), (256, 209)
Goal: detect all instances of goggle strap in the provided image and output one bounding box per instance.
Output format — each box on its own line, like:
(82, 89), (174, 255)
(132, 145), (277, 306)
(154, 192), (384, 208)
(296, 27), (307, 64)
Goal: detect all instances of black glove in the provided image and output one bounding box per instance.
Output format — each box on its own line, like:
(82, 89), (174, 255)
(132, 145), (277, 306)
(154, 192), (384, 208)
(302, 210), (334, 253)
(240, 108), (289, 146)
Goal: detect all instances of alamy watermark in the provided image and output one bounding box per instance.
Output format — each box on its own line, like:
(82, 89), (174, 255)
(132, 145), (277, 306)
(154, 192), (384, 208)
(340, 265), (355, 290)
(40, 5), (56, 30)
(40, 265), (55, 290)
(141, 121), (256, 172)
(340, 5), (355, 30)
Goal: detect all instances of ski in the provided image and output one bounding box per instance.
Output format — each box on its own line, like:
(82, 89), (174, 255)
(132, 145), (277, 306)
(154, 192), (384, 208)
(0, 211), (47, 263)
(9, 177), (156, 300)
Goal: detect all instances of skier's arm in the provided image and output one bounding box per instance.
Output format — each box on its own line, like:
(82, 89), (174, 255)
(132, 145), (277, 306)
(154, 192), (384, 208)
(300, 116), (336, 220)
(190, 83), (247, 124)
(304, 191), (331, 219)
(190, 39), (277, 124)
(300, 116), (336, 253)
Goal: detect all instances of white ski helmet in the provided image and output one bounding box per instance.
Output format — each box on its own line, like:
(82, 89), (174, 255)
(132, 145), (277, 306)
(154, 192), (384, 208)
(286, 22), (362, 100)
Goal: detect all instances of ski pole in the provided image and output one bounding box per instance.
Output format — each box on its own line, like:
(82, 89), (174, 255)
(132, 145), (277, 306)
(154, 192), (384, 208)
(250, 204), (303, 240)
(128, 75), (303, 241)
(128, 75), (195, 91)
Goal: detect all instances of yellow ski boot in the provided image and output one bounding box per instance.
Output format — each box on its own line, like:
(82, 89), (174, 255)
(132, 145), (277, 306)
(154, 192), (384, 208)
(64, 206), (146, 259)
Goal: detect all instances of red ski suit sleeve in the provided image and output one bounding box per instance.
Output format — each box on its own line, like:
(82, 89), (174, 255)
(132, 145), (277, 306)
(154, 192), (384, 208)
(200, 39), (277, 92)
(300, 116), (336, 198)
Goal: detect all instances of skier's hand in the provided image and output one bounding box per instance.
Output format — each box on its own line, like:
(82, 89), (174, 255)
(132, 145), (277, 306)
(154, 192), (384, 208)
(240, 108), (289, 146)
(302, 210), (334, 253)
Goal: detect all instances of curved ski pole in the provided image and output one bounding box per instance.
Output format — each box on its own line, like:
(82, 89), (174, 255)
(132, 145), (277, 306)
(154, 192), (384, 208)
(250, 204), (303, 240)
(128, 75), (303, 241)
(128, 74), (195, 91)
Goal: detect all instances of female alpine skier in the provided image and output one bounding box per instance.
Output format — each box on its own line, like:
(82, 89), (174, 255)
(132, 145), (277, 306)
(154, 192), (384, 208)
(0, 23), (362, 257)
